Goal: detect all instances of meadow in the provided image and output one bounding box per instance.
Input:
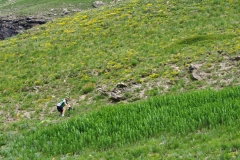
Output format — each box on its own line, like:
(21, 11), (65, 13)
(2, 86), (240, 159)
(0, 0), (240, 159)
(0, 0), (114, 17)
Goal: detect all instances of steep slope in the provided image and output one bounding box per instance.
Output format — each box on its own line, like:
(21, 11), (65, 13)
(0, 0), (239, 133)
(0, 0), (240, 159)
(1, 0), (239, 123)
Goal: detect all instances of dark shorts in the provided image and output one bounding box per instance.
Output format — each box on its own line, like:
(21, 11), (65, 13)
(57, 106), (63, 113)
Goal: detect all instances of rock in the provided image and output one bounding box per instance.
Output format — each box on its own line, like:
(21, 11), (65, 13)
(62, 8), (70, 15)
(189, 64), (202, 81)
(72, 9), (81, 12)
(116, 82), (127, 88)
(232, 56), (240, 61)
(92, 1), (105, 8)
(110, 91), (123, 102)
(113, 83), (128, 93)
(110, 0), (121, 4)
(97, 83), (129, 102)
(191, 70), (202, 81)
(96, 86), (109, 96)
(109, 83), (129, 102)
(189, 64), (197, 72)
(0, 16), (49, 40)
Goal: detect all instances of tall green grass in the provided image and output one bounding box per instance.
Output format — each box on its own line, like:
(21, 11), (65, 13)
(2, 86), (240, 159)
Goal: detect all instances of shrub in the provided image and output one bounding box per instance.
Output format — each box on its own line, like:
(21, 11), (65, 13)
(82, 82), (95, 94)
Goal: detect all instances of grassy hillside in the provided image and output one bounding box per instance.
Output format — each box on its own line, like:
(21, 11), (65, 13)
(2, 86), (240, 159)
(0, 0), (240, 159)
(1, 0), (239, 122)
(0, 0), (113, 17)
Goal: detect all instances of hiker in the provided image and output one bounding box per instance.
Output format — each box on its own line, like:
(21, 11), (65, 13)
(57, 97), (71, 117)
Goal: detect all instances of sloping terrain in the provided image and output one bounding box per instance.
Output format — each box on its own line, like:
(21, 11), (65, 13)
(0, 0), (239, 123)
(0, 0), (113, 17)
(0, 0), (115, 40)
(0, 0), (240, 159)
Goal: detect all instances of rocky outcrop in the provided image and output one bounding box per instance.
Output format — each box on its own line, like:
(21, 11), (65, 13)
(0, 16), (49, 40)
(189, 64), (203, 81)
(92, 1), (105, 8)
(97, 83), (129, 102)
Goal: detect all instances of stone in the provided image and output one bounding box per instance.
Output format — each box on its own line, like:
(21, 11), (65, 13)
(92, 1), (105, 8)
(0, 16), (49, 40)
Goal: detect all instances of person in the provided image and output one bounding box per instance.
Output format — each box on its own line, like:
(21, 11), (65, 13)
(57, 97), (71, 117)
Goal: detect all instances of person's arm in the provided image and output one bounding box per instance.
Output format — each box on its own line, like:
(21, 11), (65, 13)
(64, 99), (70, 108)
(66, 103), (71, 108)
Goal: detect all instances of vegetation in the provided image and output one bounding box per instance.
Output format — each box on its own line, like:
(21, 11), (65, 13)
(0, 0), (114, 17)
(2, 86), (240, 159)
(0, 0), (240, 159)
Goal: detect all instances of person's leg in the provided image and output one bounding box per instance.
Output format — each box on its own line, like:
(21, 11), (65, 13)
(62, 106), (67, 117)
(57, 106), (63, 115)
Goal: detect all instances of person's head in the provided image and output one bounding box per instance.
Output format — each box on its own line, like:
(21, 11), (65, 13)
(65, 97), (70, 101)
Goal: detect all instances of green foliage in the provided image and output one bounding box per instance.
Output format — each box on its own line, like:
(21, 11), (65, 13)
(81, 82), (96, 94)
(3, 86), (240, 158)
(177, 34), (236, 45)
(146, 87), (159, 96)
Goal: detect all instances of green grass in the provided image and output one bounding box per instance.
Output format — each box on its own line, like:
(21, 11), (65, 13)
(2, 86), (240, 159)
(78, 126), (240, 159)
(0, 0), (240, 159)
(0, 0), (114, 16)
